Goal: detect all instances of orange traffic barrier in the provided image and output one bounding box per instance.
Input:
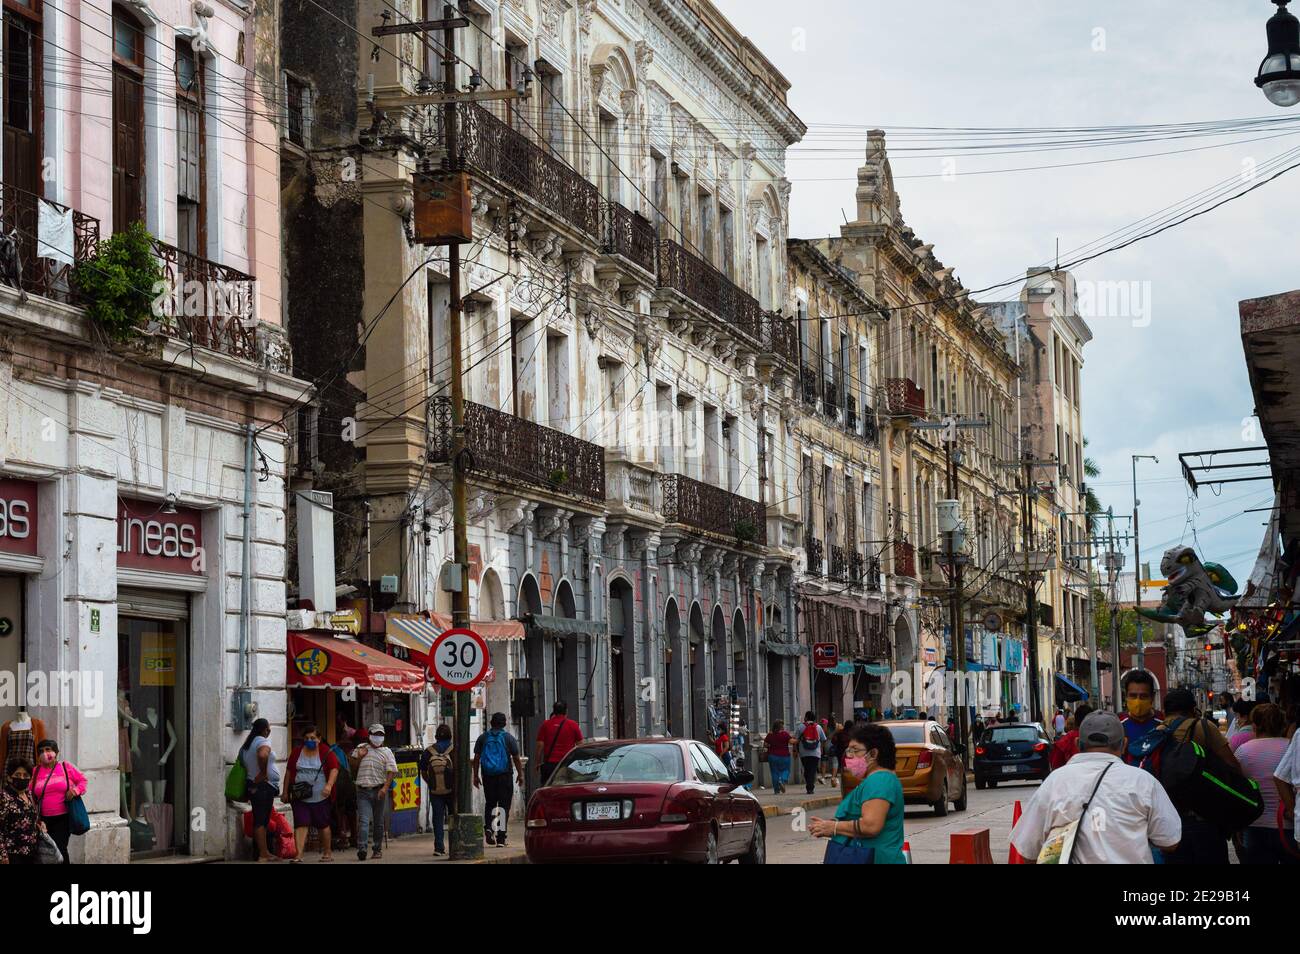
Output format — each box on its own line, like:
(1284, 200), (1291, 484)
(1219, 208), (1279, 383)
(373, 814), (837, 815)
(1008, 801), (1025, 864)
(949, 828), (994, 864)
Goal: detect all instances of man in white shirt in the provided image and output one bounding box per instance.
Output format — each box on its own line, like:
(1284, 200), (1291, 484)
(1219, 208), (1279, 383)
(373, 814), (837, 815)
(1011, 711), (1182, 864)
(1274, 728), (1300, 850)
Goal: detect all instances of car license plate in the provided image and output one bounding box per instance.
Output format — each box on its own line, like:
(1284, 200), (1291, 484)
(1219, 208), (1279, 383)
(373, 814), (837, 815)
(1002, 765), (1018, 774)
(584, 801), (622, 821)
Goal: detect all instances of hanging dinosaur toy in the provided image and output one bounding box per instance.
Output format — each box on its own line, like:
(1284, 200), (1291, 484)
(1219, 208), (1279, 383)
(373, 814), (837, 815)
(1136, 545), (1240, 627)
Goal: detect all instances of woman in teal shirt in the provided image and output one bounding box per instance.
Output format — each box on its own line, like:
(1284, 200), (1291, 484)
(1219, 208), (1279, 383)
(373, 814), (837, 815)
(809, 723), (906, 863)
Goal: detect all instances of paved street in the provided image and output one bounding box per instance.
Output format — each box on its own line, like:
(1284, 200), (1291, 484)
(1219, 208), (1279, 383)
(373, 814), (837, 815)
(765, 781), (1035, 864)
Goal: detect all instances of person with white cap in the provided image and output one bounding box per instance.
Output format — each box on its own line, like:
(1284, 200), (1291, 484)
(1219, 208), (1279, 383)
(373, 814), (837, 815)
(1010, 711), (1182, 864)
(350, 723), (397, 861)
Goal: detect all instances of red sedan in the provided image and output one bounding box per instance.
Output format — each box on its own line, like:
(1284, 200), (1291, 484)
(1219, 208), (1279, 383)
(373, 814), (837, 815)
(525, 738), (766, 864)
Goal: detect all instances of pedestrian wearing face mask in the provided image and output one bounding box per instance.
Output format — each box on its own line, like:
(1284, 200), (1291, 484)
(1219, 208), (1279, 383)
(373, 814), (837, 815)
(31, 739), (85, 865)
(1119, 669), (1162, 763)
(351, 724), (397, 861)
(808, 723), (906, 864)
(0, 757), (41, 864)
(282, 725), (340, 862)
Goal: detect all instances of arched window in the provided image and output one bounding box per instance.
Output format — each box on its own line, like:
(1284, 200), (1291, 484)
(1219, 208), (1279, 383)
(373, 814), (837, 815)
(112, 5), (146, 233)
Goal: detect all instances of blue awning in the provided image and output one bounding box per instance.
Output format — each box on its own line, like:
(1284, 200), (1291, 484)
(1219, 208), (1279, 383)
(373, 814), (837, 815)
(1055, 672), (1090, 701)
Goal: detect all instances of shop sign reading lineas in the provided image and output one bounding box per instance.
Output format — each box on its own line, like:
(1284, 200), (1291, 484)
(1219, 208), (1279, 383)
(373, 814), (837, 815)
(428, 627), (490, 692)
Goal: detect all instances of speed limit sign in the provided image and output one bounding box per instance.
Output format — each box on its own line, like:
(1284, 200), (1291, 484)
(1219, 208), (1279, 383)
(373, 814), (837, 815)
(429, 627), (490, 691)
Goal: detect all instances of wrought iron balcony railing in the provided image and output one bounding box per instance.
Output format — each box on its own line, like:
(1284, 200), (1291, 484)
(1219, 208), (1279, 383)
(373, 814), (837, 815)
(884, 377), (927, 418)
(151, 240), (270, 367)
(804, 533), (824, 576)
(429, 397), (606, 503)
(603, 201), (656, 275)
(452, 103), (601, 240)
(656, 237), (762, 342)
(0, 183), (99, 305)
(893, 539), (917, 579)
(660, 472), (766, 545)
(801, 365), (820, 407)
(763, 313), (799, 367)
(829, 544), (848, 581)
(822, 379), (839, 418)
(861, 404), (879, 444)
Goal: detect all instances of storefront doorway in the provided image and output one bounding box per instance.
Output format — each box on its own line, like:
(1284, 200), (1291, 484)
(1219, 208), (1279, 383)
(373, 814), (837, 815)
(0, 575), (25, 724)
(117, 588), (190, 859)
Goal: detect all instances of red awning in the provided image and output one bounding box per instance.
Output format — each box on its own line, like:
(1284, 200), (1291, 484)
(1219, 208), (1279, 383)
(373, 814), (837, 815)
(287, 631), (427, 693)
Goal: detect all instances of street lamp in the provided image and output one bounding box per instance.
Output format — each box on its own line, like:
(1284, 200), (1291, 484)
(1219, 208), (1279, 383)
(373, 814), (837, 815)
(1256, 0), (1300, 107)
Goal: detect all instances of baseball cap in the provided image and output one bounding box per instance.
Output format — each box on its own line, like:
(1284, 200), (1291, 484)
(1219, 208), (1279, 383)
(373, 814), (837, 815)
(1078, 711), (1124, 749)
(367, 723), (385, 735)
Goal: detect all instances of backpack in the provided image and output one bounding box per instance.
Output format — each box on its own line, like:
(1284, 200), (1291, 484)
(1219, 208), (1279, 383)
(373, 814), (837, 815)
(480, 730), (510, 776)
(1132, 717), (1264, 833)
(423, 747), (453, 795)
(800, 724), (821, 754)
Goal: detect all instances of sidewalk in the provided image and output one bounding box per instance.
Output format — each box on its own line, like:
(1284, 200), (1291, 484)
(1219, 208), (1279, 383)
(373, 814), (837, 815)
(229, 830), (527, 865)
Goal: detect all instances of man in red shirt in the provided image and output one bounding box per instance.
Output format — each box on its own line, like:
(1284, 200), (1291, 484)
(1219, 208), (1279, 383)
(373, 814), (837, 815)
(535, 701), (583, 785)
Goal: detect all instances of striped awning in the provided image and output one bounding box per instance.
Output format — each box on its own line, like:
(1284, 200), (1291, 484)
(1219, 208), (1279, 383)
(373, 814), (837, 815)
(385, 613), (525, 660)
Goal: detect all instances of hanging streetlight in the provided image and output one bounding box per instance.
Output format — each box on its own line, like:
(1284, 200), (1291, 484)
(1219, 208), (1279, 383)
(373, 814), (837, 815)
(1255, 0), (1300, 107)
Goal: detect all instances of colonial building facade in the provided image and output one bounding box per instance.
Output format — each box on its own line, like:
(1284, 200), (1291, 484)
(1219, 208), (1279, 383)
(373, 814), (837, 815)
(0, 1), (300, 861)
(282, 0), (804, 803)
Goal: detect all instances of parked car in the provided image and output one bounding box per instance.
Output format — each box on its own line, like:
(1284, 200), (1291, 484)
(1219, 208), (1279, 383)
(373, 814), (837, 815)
(973, 723), (1052, 788)
(843, 720), (967, 815)
(524, 738), (766, 864)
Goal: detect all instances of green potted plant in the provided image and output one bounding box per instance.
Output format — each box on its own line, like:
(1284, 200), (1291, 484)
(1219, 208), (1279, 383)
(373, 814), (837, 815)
(71, 222), (165, 342)
(548, 467), (568, 487)
(734, 518), (758, 543)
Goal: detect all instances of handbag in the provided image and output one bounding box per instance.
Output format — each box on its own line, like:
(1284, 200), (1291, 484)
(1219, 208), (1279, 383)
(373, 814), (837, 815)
(64, 764), (90, 836)
(1037, 761), (1113, 864)
(290, 758), (323, 802)
(823, 838), (875, 865)
(225, 751), (249, 800)
(37, 830), (63, 865)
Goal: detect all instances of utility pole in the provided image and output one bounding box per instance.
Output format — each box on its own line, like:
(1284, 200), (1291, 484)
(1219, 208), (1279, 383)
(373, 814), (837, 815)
(915, 414), (986, 766)
(1131, 454), (1158, 671)
(369, 5), (530, 862)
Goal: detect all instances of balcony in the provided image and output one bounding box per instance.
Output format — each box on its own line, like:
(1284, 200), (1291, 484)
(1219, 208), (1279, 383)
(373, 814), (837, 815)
(884, 377), (926, 418)
(804, 533), (824, 576)
(845, 394), (858, 433)
(452, 103), (601, 240)
(762, 313), (799, 368)
(603, 201), (656, 276)
(822, 379), (839, 418)
(656, 237), (762, 343)
(429, 397), (606, 504)
(0, 183), (99, 306)
(800, 366), (820, 407)
(606, 456), (659, 519)
(150, 240), (279, 368)
(893, 539), (917, 578)
(829, 544), (848, 581)
(660, 472), (766, 545)
(861, 403), (879, 444)
(851, 552), (882, 590)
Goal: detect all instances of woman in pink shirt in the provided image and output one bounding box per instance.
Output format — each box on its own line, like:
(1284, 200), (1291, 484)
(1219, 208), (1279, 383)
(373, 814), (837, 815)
(1235, 704), (1297, 865)
(32, 740), (86, 865)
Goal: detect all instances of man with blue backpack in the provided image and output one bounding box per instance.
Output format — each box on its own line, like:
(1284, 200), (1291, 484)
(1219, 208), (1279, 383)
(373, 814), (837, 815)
(472, 712), (526, 848)
(1130, 688), (1261, 865)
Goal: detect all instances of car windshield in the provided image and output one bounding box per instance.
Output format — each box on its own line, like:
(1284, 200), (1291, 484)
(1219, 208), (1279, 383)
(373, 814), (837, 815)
(886, 724), (926, 744)
(988, 727), (1039, 743)
(549, 743), (684, 785)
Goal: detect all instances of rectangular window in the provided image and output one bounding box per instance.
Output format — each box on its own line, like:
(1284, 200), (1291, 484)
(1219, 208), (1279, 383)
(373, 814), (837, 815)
(504, 41), (528, 129)
(599, 110), (620, 202)
(113, 7), (146, 233)
(285, 73), (310, 148)
(719, 204), (734, 279)
(176, 43), (205, 257)
(697, 189), (714, 265)
(3, 9), (41, 196)
(675, 173), (692, 243)
(538, 63), (564, 158)
(652, 153), (668, 228)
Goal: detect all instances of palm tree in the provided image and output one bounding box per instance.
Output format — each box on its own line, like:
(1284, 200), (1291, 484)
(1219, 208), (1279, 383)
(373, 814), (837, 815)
(1083, 437), (1102, 531)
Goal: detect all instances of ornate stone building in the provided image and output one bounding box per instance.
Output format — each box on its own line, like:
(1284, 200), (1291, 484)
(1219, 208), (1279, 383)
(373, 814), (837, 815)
(281, 0), (805, 801)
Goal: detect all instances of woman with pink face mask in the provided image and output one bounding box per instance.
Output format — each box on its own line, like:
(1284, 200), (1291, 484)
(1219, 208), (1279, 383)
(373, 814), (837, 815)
(32, 739), (86, 865)
(808, 723), (906, 864)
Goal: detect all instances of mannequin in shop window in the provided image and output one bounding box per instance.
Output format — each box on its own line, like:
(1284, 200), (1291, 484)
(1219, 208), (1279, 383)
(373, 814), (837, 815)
(131, 706), (177, 851)
(118, 690), (146, 819)
(1, 709), (47, 769)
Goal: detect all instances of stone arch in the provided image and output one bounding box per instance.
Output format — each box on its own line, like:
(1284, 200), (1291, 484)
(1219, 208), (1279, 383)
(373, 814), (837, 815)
(687, 601), (707, 740)
(731, 606), (748, 714)
(711, 603), (729, 699)
(664, 597), (683, 737)
(894, 612), (916, 676)
(609, 576), (637, 738)
(590, 42), (636, 112)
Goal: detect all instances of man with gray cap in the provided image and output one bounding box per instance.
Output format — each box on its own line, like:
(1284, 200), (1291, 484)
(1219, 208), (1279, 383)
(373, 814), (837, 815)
(351, 723), (398, 860)
(1011, 711), (1182, 864)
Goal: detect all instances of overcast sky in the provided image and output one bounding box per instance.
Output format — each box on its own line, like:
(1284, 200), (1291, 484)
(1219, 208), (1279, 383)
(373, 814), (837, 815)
(716, 0), (1297, 591)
